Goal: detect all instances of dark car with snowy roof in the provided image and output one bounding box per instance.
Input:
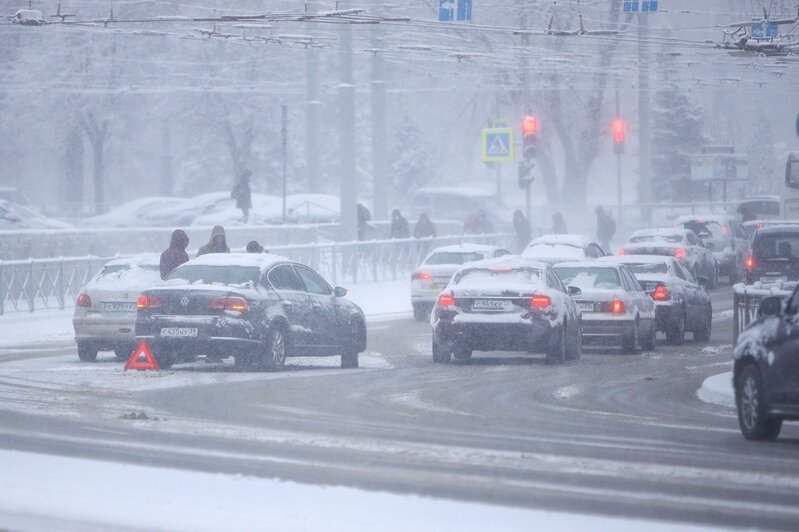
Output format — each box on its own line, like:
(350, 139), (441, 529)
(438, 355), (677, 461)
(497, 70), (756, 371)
(134, 253), (366, 370)
(743, 225), (799, 285)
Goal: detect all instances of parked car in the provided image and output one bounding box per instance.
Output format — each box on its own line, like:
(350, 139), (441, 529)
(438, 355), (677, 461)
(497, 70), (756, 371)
(673, 215), (748, 284)
(191, 193), (282, 226)
(620, 228), (718, 288)
(142, 192), (230, 227)
(553, 262), (656, 353)
(135, 253), (366, 370)
(73, 255), (162, 362)
(410, 244), (512, 321)
(733, 288), (799, 440)
(599, 255), (712, 345)
(727, 195), (780, 221)
(80, 197), (177, 227)
(744, 225), (799, 285)
(430, 256), (582, 364)
(522, 234), (606, 264)
(0, 199), (73, 230)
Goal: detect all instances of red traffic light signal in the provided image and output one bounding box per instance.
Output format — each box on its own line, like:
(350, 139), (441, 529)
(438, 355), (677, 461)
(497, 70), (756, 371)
(611, 119), (626, 144)
(522, 116), (538, 137)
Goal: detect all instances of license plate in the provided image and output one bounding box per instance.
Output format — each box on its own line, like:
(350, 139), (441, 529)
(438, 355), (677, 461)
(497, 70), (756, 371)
(103, 302), (135, 312)
(473, 299), (513, 311)
(577, 302), (595, 312)
(160, 327), (198, 338)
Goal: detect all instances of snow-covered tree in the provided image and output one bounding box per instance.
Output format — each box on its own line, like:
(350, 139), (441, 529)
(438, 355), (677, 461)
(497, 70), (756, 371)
(388, 113), (432, 203)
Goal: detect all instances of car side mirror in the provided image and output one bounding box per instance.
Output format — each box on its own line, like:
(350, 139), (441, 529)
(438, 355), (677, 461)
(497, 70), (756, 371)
(567, 285), (582, 297)
(758, 296), (782, 318)
(334, 286), (348, 297)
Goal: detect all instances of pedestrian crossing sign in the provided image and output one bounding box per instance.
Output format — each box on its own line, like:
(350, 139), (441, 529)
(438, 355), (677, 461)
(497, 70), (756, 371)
(482, 128), (514, 162)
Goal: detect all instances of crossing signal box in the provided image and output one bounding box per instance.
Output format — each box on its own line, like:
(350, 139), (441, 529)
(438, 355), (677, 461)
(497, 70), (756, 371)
(611, 119), (626, 154)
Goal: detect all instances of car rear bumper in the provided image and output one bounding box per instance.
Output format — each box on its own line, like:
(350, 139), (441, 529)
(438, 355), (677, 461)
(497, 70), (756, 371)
(580, 317), (635, 340)
(135, 315), (260, 360)
(434, 319), (556, 353)
(136, 335), (261, 360)
(73, 316), (137, 346)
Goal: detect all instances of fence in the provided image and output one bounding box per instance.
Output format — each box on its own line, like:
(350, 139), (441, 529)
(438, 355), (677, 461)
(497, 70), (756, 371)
(0, 233), (513, 315)
(732, 281), (797, 344)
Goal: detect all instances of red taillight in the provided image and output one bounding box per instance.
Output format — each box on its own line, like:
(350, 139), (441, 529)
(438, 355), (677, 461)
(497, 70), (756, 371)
(136, 294), (162, 310)
(611, 299), (625, 314)
(530, 294), (552, 309)
(652, 284), (669, 301)
(209, 296), (249, 313)
(438, 292), (456, 307)
(76, 293), (92, 308)
(745, 255), (755, 272)
(618, 248), (625, 256)
(412, 271), (432, 281)
(674, 248), (686, 259)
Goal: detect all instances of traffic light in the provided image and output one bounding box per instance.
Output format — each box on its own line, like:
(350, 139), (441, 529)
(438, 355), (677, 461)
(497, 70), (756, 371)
(519, 115), (538, 188)
(611, 118), (626, 154)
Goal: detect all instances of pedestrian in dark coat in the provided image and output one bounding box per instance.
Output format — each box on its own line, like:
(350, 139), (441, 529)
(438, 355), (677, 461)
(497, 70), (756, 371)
(390, 209), (411, 239)
(413, 213), (436, 239)
(160, 229), (190, 280)
(552, 212), (567, 235)
(513, 210), (533, 253)
(595, 206), (616, 253)
(197, 225), (230, 257)
(246, 240), (265, 253)
(231, 170), (252, 223)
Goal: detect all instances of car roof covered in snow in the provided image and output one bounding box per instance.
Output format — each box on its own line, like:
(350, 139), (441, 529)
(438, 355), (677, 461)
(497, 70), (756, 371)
(428, 243), (503, 254)
(102, 254), (161, 268)
(753, 224), (799, 235)
(628, 227), (689, 239)
(598, 254), (678, 266)
(553, 261), (624, 270)
(673, 214), (737, 225)
(528, 234), (593, 247)
(455, 254), (547, 272)
(182, 252), (290, 270)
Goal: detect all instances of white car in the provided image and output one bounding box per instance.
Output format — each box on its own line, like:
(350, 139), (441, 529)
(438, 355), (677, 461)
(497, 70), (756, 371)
(410, 244), (512, 321)
(553, 261), (656, 353)
(142, 192), (231, 227)
(0, 199), (72, 230)
(72, 255), (163, 362)
(80, 197), (177, 227)
(522, 234), (606, 264)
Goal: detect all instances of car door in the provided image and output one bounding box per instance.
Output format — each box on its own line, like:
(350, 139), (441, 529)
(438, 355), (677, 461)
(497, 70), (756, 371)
(676, 262), (703, 323)
(621, 266), (652, 322)
(763, 289), (799, 405)
(294, 264), (340, 348)
(266, 264), (315, 349)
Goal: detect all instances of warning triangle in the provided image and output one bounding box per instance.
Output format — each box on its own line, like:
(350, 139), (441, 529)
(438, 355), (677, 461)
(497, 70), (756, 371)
(124, 339), (160, 371)
(487, 135), (509, 156)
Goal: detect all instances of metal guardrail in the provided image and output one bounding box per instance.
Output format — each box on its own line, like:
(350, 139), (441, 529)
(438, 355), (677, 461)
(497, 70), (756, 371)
(732, 281), (797, 344)
(0, 233), (513, 315)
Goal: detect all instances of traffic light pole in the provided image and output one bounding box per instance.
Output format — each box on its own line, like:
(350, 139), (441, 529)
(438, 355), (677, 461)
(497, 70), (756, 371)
(615, 86), (623, 226)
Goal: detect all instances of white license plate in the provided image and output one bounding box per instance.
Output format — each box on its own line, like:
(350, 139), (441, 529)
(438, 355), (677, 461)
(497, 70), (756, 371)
(103, 302), (135, 312)
(473, 299), (513, 311)
(160, 327), (198, 338)
(577, 302), (594, 312)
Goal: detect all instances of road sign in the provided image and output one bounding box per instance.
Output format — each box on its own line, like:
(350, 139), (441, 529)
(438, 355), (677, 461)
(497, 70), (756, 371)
(623, 1), (658, 12)
(439, 0), (472, 22)
(124, 339), (160, 371)
(482, 128), (514, 162)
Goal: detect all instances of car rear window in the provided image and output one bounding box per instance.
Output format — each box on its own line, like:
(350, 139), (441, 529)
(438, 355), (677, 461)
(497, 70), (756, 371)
(455, 267), (541, 285)
(753, 234), (799, 259)
(620, 262), (669, 275)
(553, 267), (621, 289)
(425, 252), (485, 265)
(680, 221), (728, 250)
(167, 265), (260, 285)
(629, 234), (682, 244)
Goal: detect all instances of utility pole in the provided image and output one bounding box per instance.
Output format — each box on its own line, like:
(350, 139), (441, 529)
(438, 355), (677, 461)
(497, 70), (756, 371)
(520, 13), (532, 222)
(616, 86), (623, 225)
(306, 19), (321, 193)
(339, 20), (357, 242)
(371, 0), (388, 220)
(495, 91), (502, 199)
(160, 121), (173, 196)
(638, 12), (652, 224)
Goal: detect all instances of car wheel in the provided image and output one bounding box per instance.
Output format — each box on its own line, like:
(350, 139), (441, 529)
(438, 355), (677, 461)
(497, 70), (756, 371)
(341, 321), (362, 369)
(546, 325), (566, 365)
(77, 342), (98, 362)
(621, 318), (640, 354)
(666, 311), (685, 345)
(736, 364), (782, 441)
(432, 334), (452, 364)
(452, 346), (472, 360)
(114, 343), (134, 361)
(567, 321), (582, 361)
(694, 305), (712, 342)
(412, 303), (429, 322)
(642, 321), (656, 351)
(261, 326), (287, 372)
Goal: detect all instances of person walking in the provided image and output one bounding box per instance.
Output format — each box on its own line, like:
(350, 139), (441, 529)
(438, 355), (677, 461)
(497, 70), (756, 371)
(246, 240), (265, 253)
(159, 229), (189, 280)
(231, 170), (252, 223)
(197, 225), (230, 257)
(513, 210), (532, 253)
(390, 209), (410, 239)
(552, 212), (567, 235)
(413, 213), (436, 239)
(595, 206), (616, 253)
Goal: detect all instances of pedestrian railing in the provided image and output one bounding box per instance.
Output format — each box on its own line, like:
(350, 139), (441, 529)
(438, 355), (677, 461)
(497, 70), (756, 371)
(0, 233), (513, 315)
(732, 281), (798, 344)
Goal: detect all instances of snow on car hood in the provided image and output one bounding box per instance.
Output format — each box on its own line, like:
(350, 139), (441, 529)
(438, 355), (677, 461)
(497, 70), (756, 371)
(734, 317), (779, 365)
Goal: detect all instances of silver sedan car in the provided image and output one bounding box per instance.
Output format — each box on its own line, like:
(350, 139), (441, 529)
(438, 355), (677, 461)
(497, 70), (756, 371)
(72, 255), (162, 362)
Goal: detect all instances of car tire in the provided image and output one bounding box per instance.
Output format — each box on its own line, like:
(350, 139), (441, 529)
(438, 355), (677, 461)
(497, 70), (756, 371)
(77, 342), (98, 362)
(566, 321), (582, 361)
(666, 311), (685, 345)
(452, 346), (472, 360)
(736, 364), (783, 441)
(114, 343), (134, 362)
(412, 303), (429, 322)
(621, 318), (640, 354)
(694, 305), (712, 342)
(546, 325), (566, 365)
(261, 326), (287, 372)
(432, 335), (452, 364)
(341, 321), (362, 369)
(642, 321), (656, 351)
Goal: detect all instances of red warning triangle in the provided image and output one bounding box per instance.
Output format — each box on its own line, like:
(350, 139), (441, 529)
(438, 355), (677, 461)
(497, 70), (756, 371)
(124, 339), (160, 371)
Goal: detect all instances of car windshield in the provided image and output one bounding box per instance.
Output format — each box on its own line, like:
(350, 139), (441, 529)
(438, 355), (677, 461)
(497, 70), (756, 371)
(629, 233), (682, 244)
(753, 234), (799, 260)
(425, 252), (485, 265)
(681, 221), (728, 250)
(456, 267), (541, 285)
(554, 267), (621, 289)
(620, 262), (669, 275)
(167, 265), (261, 285)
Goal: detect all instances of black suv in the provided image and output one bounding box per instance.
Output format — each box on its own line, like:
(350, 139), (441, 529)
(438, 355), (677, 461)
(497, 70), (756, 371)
(744, 225), (799, 285)
(733, 289), (799, 440)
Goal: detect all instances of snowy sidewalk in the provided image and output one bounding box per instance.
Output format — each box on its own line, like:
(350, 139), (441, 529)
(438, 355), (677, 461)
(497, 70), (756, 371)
(697, 372), (734, 409)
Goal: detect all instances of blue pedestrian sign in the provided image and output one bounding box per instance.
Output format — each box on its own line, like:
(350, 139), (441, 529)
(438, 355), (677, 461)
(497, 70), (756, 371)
(481, 128), (514, 162)
(623, 1), (658, 12)
(439, 0), (472, 22)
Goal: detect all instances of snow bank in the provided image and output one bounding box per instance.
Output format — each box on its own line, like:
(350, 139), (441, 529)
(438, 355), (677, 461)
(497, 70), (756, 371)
(696, 372), (734, 409)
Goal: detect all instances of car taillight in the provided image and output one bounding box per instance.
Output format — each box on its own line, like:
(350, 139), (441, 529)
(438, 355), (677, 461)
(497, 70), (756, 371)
(136, 294), (162, 310)
(674, 248), (686, 259)
(530, 294), (551, 309)
(618, 248), (625, 256)
(599, 299), (626, 313)
(209, 296), (249, 313)
(652, 284), (669, 301)
(745, 255), (756, 271)
(438, 292), (456, 307)
(76, 293), (92, 308)
(412, 271), (432, 281)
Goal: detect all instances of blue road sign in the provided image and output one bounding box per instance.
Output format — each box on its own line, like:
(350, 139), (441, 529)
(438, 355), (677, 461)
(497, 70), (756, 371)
(624, 1), (657, 12)
(439, 0), (471, 22)
(482, 128), (514, 162)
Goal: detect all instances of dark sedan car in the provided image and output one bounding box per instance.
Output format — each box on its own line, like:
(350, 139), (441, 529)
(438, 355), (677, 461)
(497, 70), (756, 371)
(135, 254), (366, 370)
(431, 256), (582, 365)
(744, 225), (799, 285)
(733, 288), (799, 440)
